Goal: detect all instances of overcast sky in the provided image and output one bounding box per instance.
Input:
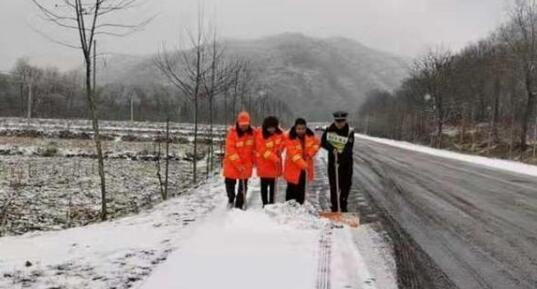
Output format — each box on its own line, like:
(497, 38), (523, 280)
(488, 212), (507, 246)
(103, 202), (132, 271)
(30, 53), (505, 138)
(0, 0), (509, 71)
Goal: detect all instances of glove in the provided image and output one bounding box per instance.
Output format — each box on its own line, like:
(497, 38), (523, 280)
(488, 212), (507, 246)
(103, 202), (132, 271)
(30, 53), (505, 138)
(269, 154), (280, 164)
(299, 160), (308, 170)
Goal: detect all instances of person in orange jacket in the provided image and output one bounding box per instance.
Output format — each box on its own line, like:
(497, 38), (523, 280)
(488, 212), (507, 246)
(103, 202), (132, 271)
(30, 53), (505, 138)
(284, 118), (321, 204)
(223, 111), (255, 209)
(255, 116), (285, 207)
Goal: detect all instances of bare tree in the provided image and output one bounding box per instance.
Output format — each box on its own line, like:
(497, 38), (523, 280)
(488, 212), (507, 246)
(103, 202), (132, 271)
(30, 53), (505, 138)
(486, 38), (510, 143)
(231, 62), (241, 117)
(229, 59), (250, 117)
(413, 48), (454, 148)
(201, 34), (237, 177)
(154, 9), (212, 184)
(203, 33), (221, 178)
(155, 119), (169, 200)
(31, 0), (152, 220)
(11, 59), (43, 121)
(237, 62), (256, 112)
(501, 0), (537, 151)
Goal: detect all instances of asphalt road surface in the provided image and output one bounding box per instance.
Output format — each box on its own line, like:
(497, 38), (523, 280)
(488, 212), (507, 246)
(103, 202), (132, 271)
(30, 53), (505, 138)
(352, 137), (537, 289)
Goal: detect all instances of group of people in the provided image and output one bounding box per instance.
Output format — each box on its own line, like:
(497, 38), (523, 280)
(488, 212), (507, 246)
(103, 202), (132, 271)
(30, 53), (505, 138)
(222, 110), (354, 212)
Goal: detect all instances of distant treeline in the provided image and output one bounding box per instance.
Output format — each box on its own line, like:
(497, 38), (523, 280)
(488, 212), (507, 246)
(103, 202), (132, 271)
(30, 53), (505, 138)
(0, 59), (292, 126)
(356, 0), (537, 156)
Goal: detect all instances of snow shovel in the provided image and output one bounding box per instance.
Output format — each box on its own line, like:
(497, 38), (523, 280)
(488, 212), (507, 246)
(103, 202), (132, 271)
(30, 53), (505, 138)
(319, 152), (360, 228)
(241, 179), (247, 210)
(271, 177), (277, 205)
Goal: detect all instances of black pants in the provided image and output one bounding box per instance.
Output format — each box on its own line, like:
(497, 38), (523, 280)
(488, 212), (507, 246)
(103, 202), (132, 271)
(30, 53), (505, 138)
(225, 178), (249, 209)
(328, 161), (352, 212)
(260, 178), (276, 206)
(286, 171), (306, 205)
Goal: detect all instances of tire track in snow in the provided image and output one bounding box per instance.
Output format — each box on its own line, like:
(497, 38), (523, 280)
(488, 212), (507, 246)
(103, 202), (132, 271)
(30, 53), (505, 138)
(316, 226), (333, 289)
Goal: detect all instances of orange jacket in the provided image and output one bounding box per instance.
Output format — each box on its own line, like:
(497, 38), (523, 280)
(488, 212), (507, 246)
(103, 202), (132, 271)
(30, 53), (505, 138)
(283, 128), (320, 185)
(255, 128), (285, 178)
(223, 126), (256, 180)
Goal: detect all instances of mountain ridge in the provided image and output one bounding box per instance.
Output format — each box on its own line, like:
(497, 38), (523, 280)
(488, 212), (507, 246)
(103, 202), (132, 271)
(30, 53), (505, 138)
(98, 33), (410, 120)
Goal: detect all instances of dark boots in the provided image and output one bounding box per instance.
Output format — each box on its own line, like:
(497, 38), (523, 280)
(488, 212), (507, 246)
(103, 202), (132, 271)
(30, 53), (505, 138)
(225, 178), (249, 209)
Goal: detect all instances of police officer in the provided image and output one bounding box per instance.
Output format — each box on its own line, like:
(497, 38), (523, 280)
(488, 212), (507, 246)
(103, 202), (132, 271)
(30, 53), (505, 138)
(321, 111), (354, 212)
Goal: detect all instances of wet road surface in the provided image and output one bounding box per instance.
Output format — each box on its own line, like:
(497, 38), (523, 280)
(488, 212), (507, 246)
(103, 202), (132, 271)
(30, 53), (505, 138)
(352, 137), (537, 289)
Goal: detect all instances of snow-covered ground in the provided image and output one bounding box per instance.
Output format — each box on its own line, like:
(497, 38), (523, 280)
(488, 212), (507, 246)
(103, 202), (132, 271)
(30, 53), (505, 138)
(139, 203), (325, 289)
(0, 135), (200, 235)
(0, 180), (223, 289)
(0, 165), (396, 289)
(0, 117), (227, 143)
(0, 116), (222, 236)
(0, 155), (195, 235)
(356, 133), (537, 177)
(0, 136), (191, 159)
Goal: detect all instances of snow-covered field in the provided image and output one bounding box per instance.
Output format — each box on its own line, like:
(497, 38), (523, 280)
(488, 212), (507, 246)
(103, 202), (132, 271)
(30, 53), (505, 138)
(356, 133), (537, 177)
(0, 117), (226, 143)
(0, 136), (192, 159)
(0, 117), (225, 236)
(0, 154), (196, 235)
(0, 163), (397, 289)
(0, 135), (202, 236)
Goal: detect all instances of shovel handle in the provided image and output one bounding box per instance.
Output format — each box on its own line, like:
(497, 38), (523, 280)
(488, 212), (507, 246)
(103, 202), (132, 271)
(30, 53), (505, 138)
(241, 179), (247, 210)
(333, 151), (340, 213)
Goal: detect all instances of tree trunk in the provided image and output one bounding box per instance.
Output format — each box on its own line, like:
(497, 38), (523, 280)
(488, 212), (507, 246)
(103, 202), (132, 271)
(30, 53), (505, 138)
(233, 72), (239, 117)
(27, 83), (32, 121)
(224, 90), (228, 125)
(209, 94), (214, 174)
(19, 83), (24, 116)
(533, 116), (537, 158)
(130, 95), (134, 122)
(478, 92), (486, 122)
(206, 95), (212, 180)
(522, 72), (536, 151)
(232, 86), (237, 118)
(165, 118), (169, 200)
(93, 40), (97, 98)
(193, 94), (198, 184)
(436, 95), (444, 148)
(85, 57), (107, 221)
(248, 94), (252, 114)
(460, 106), (465, 145)
(492, 77), (501, 142)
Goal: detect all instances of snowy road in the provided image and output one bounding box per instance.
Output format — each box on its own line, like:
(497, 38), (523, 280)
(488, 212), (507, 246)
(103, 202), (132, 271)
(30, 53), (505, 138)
(138, 160), (396, 289)
(353, 136), (537, 289)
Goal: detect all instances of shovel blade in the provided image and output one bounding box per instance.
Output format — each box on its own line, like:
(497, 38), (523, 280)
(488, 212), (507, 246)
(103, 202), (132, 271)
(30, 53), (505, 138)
(320, 212), (360, 228)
